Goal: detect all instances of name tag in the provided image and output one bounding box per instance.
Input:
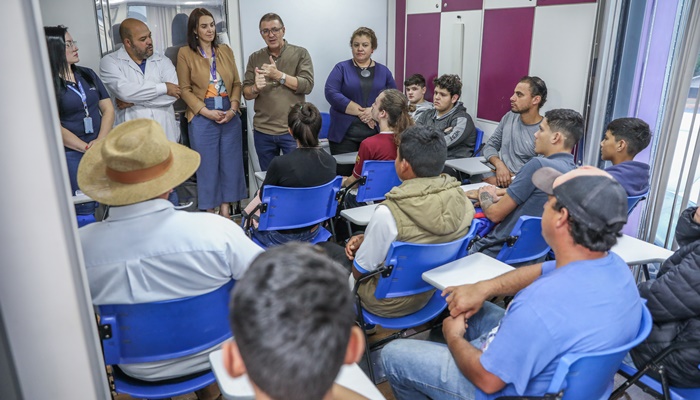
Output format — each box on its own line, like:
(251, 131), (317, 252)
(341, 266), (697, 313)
(84, 117), (94, 134)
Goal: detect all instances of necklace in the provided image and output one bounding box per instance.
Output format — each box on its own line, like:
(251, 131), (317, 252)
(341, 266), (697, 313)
(353, 58), (372, 78)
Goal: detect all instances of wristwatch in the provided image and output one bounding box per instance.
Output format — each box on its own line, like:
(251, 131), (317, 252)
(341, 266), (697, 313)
(279, 73), (286, 85)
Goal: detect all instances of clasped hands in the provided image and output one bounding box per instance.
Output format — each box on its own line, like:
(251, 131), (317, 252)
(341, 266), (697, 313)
(441, 282), (488, 340)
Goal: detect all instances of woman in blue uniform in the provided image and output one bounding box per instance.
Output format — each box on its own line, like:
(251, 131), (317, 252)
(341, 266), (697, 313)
(44, 26), (115, 215)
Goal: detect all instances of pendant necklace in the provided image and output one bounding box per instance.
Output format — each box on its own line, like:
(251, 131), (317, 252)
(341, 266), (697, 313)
(354, 59), (372, 78)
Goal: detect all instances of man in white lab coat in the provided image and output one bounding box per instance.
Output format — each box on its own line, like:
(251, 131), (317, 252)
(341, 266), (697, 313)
(100, 18), (181, 142)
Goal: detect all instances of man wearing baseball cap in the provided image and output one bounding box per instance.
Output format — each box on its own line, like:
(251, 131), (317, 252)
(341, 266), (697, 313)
(381, 166), (644, 399)
(77, 118), (262, 386)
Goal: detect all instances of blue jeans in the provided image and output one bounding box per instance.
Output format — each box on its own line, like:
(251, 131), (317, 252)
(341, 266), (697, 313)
(381, 302), (506, 400)
(189, 97), (247, 210)
(253, 129), (296, 171)
(251, 226), (319, 247)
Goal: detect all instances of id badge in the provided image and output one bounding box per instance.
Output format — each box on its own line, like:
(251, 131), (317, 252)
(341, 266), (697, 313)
(84, 117), (94, 133)
(214, 96), (223, 110)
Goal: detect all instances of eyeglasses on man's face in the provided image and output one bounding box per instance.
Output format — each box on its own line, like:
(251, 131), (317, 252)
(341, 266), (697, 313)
(260, 27), (283, 36)
(65, 40), (78, 49)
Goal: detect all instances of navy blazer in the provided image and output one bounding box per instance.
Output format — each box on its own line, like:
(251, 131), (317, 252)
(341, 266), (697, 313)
(324, 59), (396, 143)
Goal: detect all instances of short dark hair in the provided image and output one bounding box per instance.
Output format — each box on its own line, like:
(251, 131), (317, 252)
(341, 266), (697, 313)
(404, 74), (426, 88)
(350, 27), (377, 50)
(259, 13), (284, 28)
(288, 102), (322, 148)
(187, 8), (218, 52)
(544, 109), (584, 149)
(553, 200), (624, 252)
(519, 76), (548, 108)
(433, 74), (462, 99)
(398, 125), (447, 177)
(230, 244), (355, 400)
(379, 89), (414, 142)
(606, 117), (652, 156)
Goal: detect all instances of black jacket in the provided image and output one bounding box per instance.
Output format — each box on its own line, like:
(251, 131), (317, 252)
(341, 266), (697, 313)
(630, 207), (700, 387)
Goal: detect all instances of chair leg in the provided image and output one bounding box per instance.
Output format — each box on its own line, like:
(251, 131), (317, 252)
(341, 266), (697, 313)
(355, 296), (375, 383)
(659, 366), (671, 400)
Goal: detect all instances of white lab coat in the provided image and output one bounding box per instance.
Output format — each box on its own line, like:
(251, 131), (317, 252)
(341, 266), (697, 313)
(99, 47), (180, 142)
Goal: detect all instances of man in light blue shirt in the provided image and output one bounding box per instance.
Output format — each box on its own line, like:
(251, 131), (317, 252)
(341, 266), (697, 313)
(381, 166), (643, 399)
(77, 118), (262, 384)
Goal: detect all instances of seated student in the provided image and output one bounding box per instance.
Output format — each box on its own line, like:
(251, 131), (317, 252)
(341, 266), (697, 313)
(467, 109), (582, 258)
(415, 74), (477, 159)
(629, 205), (700, 387)
(382, 166), (643, 399)
(404, 73), (432, 120)
(248, 102), (337, 247)
(342, 89), (412, 208)
(481, 76), (547, 187)
(600, 117), (652, 196)
(320, 125), (475, 318)
(221, 243), (367, 400)
(77, 119), (262, 389)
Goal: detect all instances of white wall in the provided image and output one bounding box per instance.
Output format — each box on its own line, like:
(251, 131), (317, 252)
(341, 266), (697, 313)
(39, 0), (101, 72)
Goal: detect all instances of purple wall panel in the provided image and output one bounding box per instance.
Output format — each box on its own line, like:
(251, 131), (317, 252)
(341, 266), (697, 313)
(538, 0), (596, 5)
(405, 13), (441, 102)
(395, 0), (406, 91)
(477, 8), (535, 122)
(442, 0), (483, 12)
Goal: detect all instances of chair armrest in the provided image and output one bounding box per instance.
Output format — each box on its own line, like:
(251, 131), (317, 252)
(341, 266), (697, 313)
(351, 266), (387, 297)
(339, 176), (366, 210)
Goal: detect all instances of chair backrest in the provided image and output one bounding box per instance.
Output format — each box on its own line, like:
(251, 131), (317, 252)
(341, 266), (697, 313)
(627, 192), (648, 215)
(319, 112), (330, 139)
(356, 160), (402, 202)
(99, 280), (234, 366)
(547, 303), (652, 400)
(258, 176), (342, 231)
(473, 127), (485, 156)
(374, 219), (484, 299)
(496, 216), (551, 265)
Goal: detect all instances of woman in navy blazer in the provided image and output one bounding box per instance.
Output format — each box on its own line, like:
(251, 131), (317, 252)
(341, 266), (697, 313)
(325, 27), (396, 175)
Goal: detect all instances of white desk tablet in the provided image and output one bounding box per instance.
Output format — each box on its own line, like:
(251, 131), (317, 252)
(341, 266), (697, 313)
(611, 234), (673, 265)
(422, 252), (515, 291)
(334, 151), (359, 165)
(209, 349), (385, 400)
(339, 204), (379, 226)
(254, 171), (266, 184)
(460, 182), (490, 192)
(444, 157), (492, 175)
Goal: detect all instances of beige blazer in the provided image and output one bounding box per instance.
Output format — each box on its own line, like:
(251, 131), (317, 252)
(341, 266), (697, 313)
(177, 44), (242, 122)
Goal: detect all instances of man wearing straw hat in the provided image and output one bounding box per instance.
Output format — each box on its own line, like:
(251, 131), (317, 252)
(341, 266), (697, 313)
(77, 118), (262, 383)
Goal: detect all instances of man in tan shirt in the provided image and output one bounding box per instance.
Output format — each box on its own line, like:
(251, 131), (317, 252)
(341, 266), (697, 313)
(242, 13), (314, 170)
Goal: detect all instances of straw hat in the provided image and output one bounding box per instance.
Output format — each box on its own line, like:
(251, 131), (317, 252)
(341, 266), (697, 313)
(77, 119), (200, 206)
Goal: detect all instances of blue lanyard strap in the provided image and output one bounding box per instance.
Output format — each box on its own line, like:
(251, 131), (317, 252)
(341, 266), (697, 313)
(198, 47), (217, 81)
(67, 80), (89, 117)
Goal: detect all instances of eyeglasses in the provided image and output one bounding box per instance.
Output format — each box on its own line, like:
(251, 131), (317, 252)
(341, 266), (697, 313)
(260, 27), (283, 36)
(65, 40), (78, 49)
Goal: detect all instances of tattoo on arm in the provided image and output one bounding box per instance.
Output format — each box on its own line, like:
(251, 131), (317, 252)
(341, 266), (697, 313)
(479, 191), (495, 210)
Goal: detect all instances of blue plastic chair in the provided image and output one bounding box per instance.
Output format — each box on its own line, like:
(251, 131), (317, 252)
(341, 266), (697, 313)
(355, 160), (402, 203)
(613, 341), (700, 400)
(319, 112), (330, 139)
(353, 219), (485, 381)
(473, 127), (485, 157)
(493, 216), (551, 266)
(98, 280), (234, 399)
(627, 192), (648, 215)
(251, 176), (342, 247)
(497, 302), (652, 400)
(76, 213), (96, 227)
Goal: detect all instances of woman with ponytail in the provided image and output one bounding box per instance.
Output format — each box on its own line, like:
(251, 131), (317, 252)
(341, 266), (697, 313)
(342, 89), (413, 190)
(248, 102), (337, 246)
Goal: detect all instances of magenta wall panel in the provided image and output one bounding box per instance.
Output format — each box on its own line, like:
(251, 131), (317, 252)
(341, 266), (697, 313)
(477, 8), (535, 122)
(395, 0), (406, 91)
(442, 0), (483, 12)
(405, 13), (441, 102)
(538, 0), (596, 5)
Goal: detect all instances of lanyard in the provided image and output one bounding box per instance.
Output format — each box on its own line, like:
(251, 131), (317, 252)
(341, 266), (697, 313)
(67, 80), (89, 117)
(198, 46), (217, 82)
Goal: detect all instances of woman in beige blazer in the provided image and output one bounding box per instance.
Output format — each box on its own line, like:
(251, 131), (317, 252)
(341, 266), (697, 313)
(177, 8), (246, 218)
